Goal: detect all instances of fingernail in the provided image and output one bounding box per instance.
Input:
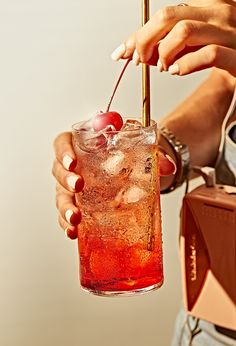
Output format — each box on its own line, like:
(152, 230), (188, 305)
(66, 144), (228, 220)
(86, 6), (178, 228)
(157, 59), (164, 72)
(165, 154), (177, 174)
(132, 49), (140, 66)
(168, 64), (180, 75)
(67, 175), (79, 190)
(67, 175), (84, 191)
(111, 43), (126, 61)
(63, 155), (74, 171)
(65, 227), (78, 240)
(65, 209), (81, 225)
(65, 209), (74, 224)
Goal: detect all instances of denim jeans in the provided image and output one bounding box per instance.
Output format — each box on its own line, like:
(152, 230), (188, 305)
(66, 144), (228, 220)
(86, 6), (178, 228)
(171, 309), (236, 346)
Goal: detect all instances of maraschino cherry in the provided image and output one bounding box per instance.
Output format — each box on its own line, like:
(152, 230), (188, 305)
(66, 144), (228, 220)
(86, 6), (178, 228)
(93, 111), (123, 131)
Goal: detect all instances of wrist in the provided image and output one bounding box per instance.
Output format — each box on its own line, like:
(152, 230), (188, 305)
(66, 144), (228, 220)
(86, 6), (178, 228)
(158, 126), (190, 193)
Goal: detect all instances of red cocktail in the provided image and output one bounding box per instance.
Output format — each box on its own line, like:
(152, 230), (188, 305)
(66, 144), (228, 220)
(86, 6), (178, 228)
(72, 118), (163, 296)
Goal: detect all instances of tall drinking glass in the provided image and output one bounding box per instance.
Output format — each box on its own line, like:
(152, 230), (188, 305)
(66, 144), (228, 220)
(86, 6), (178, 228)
(72, 118), (163, 296)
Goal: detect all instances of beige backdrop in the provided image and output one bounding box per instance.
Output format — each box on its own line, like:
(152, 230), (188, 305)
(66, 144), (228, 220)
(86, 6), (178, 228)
(0, 1), (208, 345)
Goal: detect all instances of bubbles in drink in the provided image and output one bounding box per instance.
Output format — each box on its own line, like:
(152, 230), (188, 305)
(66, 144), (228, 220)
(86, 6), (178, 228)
(90, 248), (121, 281)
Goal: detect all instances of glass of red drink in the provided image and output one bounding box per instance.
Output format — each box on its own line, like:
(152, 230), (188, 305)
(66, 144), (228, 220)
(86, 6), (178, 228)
(72, 118), (163, 296)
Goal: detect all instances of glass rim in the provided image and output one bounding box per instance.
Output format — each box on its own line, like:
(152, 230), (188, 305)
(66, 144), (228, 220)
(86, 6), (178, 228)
(72, 117), (157, 135)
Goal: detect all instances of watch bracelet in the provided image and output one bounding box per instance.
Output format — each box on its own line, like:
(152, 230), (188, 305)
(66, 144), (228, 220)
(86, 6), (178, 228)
(159, 126), (190, 194)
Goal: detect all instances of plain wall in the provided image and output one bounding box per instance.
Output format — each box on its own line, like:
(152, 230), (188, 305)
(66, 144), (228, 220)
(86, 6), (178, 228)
(0, 1), (208, 345)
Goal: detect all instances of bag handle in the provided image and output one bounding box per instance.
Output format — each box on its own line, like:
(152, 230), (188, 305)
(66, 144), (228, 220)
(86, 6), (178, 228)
(215, 86), (236, 167)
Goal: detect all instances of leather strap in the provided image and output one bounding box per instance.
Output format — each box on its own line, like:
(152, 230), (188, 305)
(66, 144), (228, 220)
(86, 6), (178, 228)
(215, 325), (236, 340)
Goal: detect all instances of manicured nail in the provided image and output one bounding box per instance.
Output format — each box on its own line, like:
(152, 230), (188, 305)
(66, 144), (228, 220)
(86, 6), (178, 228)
(132, 49), (140, 66)
(157, 59), (164, 72)
(65, 209), (81, 225)
(168, 64), (180, 75)
(67, 175), (84, 191)
(165, 154), (177, 174)
(63, 155), (74, 171)
(67, 175), (78, 190)
(65, 209), (74, 224)
(65, 227), (77, 240)
(111, 43), (126, 61)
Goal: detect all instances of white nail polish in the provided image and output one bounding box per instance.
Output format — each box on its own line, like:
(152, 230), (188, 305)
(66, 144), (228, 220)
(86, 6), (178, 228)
(168, 64), (180, 75)
(63, 155), (73, 170)
(111, 43), (126, 61)
(132, 49), (140, 66)
(67, 175), (78, 190)
(65, 209), (74, 224)
(157, 59), (164, 72)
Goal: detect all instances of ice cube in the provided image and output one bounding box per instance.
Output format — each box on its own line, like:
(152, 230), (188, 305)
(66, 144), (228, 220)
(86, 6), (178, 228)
(75, 129), (107, 153)
(101, 150), (125, 175)
(142, 129), (156, 144)
(114, 120), (146, 148)
(123, 186), (147, 203)
(106, 132), (119, 149)
(122, 120), (157, 145)
(121, 120), (143, 139)
(121, 119), (143, 131)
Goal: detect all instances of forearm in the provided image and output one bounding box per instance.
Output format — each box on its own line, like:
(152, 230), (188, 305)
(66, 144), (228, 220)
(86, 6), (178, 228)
(159, 69), (236, 190)
(160, 69), (235, 166)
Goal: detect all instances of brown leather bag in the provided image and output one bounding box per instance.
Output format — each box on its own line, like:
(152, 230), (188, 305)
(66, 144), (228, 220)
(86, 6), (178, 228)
(180, 183), (236, 330)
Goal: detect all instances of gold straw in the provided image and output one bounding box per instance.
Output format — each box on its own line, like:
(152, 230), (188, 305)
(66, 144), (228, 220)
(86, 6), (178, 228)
(142, 0), (151, 127)
(141, 1), (153, 251)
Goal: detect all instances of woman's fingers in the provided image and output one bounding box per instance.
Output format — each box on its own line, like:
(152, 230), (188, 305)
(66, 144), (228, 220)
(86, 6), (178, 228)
(56, 184), (81, 225)
(159, 20), (236, 69)
(168, 45), (236, 77)
(53, 132), (77, 171)
(111, 2), (236, 69)
(111, 5), (211, 64)
(111, 33), (137, 61)
(53, 132), (83, 240)
(52, 159), (84, 193)
(58, 214), (78, 240)
(53, 132), (82, 240)
(56, 183), (81, 239)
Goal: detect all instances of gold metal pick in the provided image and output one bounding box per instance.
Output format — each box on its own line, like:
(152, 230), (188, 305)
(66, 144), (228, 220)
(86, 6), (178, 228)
(142, 0), (151, 127)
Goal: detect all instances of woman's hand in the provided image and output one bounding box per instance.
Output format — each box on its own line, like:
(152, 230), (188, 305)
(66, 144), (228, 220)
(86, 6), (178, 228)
(52, 132), (176, 239)
(52, 132), (84, 239)
(111, 0), (236, 77)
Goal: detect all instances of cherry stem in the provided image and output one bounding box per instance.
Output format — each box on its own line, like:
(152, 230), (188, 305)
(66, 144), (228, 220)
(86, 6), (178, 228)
(106, 59), (131, 112)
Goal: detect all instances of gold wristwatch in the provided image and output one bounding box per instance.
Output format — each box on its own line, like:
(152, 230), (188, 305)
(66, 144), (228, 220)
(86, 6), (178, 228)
(159, 126), (190, 194)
